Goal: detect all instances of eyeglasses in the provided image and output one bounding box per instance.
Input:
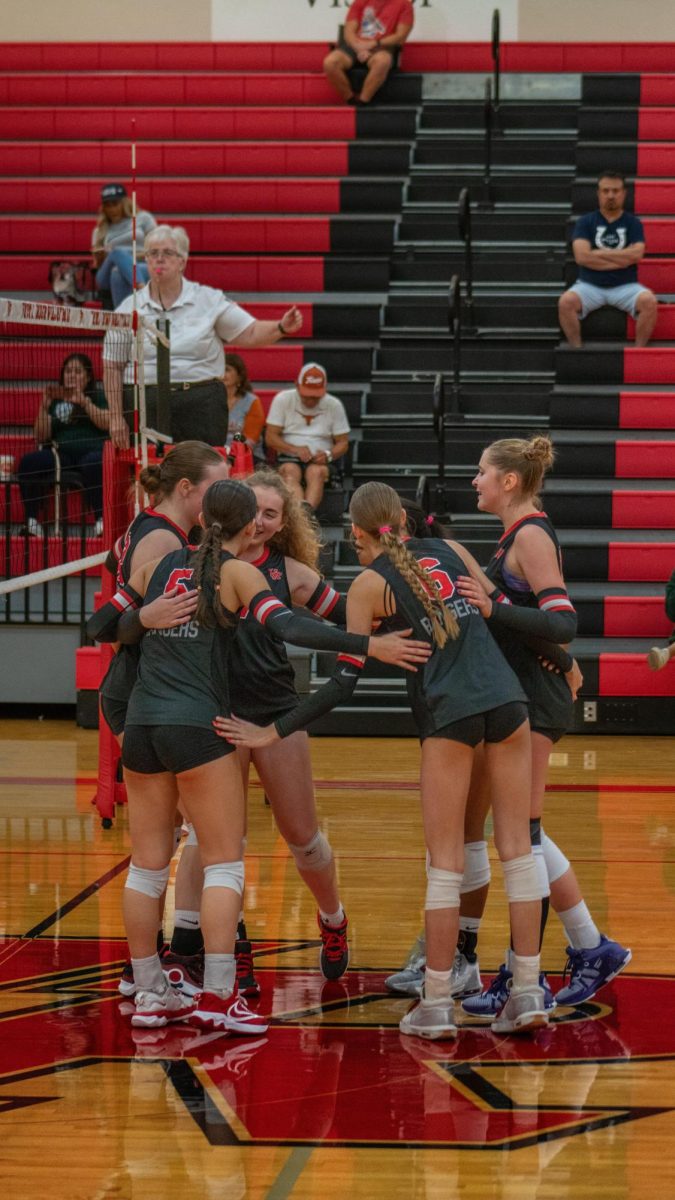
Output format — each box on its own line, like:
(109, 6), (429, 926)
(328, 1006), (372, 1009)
(146, 249), (182, 261)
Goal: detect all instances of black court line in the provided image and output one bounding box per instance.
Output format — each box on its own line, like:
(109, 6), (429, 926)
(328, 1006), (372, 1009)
(21, 856), (131, 940)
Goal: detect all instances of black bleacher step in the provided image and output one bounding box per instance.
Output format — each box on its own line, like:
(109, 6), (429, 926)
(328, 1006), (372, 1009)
(445, 476), (675, 528)
(324, 256), (390, 292)
(312, 302), (382, 340)
(384, 294), (558, 330)
(575, 142), (637, 176)
(549, 385), (675, 427)
(375, 339), (555, 373)
(340, 178), (404, 212)
(399, 212), (568, 241)
(581, 75), (640, 107)
(420, 101), (578, 132)
(414, 136), (577, 168)
(345, 72), (422, 104)
(357, 108), (418, 139)
(390, 259), (564, 286)
(408, 176), (573, 206)
(364, 386), (551, 420)
(328, 217), (395, 253)
(348, 142), (412, 174)
(555, 343), (625, 386)
(578, 108), (639, 140)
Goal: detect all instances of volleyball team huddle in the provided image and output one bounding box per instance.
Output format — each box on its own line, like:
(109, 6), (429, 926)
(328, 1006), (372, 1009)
(88, 434), (631, 1042)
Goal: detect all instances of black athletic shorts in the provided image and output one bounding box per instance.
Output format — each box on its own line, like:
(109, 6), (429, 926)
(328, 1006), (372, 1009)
(122, 724), (235, 775)
(530, 723), (567, 745)
(338, 40), (400, 68)
(100, 693), (127, 737)
(428, 701), (529, 749)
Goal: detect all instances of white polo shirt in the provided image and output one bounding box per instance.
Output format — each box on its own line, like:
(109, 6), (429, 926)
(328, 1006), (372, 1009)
(266, 388), (350, 455)
(102, 278), (255, 384)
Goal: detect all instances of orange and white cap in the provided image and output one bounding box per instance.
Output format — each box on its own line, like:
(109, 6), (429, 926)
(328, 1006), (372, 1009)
(297, 362), (327, 397)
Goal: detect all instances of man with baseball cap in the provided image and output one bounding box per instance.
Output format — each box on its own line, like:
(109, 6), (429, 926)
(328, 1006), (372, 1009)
(265, 363), (350, 510)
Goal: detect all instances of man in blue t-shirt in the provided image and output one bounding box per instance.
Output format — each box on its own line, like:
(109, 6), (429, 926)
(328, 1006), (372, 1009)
(558, 171), (657, 348)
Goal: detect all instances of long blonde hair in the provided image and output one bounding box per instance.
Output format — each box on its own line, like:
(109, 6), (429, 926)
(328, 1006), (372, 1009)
(92, 195), (134, 251)
(350, 481), (458, 648)
(247, 468), (322, 571)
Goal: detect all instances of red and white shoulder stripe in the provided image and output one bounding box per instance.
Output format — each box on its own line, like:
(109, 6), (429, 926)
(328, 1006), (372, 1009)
(537, 588), (575, 613)
(309, 584), (340, 619)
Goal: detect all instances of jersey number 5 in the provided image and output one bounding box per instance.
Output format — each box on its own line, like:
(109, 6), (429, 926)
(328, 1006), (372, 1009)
(164, 568), (194, 595)
(417, 557), (455, 602)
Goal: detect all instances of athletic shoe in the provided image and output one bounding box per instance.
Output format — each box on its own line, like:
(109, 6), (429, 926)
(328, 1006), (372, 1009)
(189, 991), (269, 1035)
(26, 517), (43, 537)
(131, 985), (196, 1028)
(555, 936), (632, 1006)
(491, 985), (548, 1034)
(648, 646), (671, 671)
(462, 964), (556, 1016)
(118, 943), (172, 998)
(450, 951), (482, 999)
(399, 998), (458, 1041)
(318, 912), (350, 981)
(384, 933), (426, 996)
(235, 938), (261, 999)
(162, 950), (204, 997)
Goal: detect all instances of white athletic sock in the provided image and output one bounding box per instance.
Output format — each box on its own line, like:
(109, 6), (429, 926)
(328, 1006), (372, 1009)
(424, 965), (453, 1002)
(510, 952), (540, 992)
(319, 906), (345, 928)
(203, 953), (236, 999)
(459, 916), (481, 933)
(174, 908), (200, 929)
(558, 901), (601, 950)
(131, 953), (165, 993)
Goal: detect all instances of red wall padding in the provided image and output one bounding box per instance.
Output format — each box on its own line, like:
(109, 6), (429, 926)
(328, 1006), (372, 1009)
(599, 653), (675, 695)
(639, 220), (675, 252)
(1, 217), (332, 254)
(641, 77), (675, 106)
(0, 106), (355, 142)
(614, 441), (675, 477)
(638, 110), (675, 141)
(627, 307), (675, 342)
(603, 596), (672, 636)
(619, 392), (675, 428)
(623, 348), (675, 384)
(608, 542), (675, 581)
(0, 179), (342, 214)
(634, 182), (675, 214)
(636, 145), (675, 176)
(0, 255), (325, 293)
(612, 491), (675, 527)
(635, 260), (675, 291)
(0, 141), (350, 178)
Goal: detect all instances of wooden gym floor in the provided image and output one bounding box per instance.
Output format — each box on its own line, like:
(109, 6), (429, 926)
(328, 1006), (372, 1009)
(1, 717), (675, 1199)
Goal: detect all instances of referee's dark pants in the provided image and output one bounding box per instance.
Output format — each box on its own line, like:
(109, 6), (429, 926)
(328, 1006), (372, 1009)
(123, 379), (228, 446)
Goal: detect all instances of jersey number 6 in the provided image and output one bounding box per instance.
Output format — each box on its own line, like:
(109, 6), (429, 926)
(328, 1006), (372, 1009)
(417, 557), (456, 602)
(164, 567), (195, 595)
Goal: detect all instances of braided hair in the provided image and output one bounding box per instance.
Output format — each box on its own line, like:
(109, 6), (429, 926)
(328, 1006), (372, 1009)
(191, 479), (257, 628)
(350, 481), (458, 648)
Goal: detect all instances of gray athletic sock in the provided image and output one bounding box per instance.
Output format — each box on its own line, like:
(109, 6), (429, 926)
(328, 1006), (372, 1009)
(131, 953), (166, 993)
(204, 953), (236, 999)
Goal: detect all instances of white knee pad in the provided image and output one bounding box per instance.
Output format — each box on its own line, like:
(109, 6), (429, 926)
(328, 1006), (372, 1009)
(532, 845), (551, 898)
(425, 866), (462, 911)
(288, 830), (333, 873)
(185, 824), (199, 847)
(502, 853), (541, 902)
(541, 831), (570, 885)
(203, 860), (245, 896)
(125, 862), (170, 899)
(460, 840), (491, 894)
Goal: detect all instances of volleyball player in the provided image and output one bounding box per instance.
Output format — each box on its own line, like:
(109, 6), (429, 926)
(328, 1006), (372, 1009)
(171, 469), (353, 990)
(218, 480), (549, 1040)
(112, 479), (430, 1030)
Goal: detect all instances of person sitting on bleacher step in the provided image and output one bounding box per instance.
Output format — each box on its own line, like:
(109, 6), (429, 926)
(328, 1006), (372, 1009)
(558, 170), (657, 349)
(265, 364), (350, 512)
(323, 0), (414, 107)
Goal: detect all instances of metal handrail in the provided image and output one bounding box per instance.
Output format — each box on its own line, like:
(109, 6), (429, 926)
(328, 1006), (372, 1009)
(447, 274), (462, 425)
(483, 77), (494, 208)
(457, 188), (475, 328)
(491, 8), (501, 111)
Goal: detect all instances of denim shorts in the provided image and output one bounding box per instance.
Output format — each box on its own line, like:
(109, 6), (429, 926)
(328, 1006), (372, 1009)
(569, 280), (648, 319)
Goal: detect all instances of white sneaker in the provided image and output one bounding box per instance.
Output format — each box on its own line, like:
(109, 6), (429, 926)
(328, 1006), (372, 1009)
(491, 985), (548, 1035)
(94, 517), (104, 537)
(399, 997), (458, 1041)
(449, 951), (482, 998)
(27, 517), (43, 537)
(131, 985), (196, 1028)
(648, 646), (671, 671)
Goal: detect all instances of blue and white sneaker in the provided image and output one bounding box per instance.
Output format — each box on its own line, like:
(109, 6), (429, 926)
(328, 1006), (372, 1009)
(462, 963), (556, 1016)
(555, 935), (632, 1006)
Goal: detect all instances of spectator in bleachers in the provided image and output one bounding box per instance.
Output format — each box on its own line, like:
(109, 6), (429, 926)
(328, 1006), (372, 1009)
(104, 225), (302, 450)
(558, 170), (658, 348)
(323, 0), (414, 106)
(224, 353), (266, 462)
(92, 183), (156, 308)
(17, 352), (109, 537)
(265, 363), (350, 511)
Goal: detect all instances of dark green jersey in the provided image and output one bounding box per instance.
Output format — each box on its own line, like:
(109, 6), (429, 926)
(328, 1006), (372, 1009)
(228, 545), (298, 723)
(125, 547), (238, 729)
(371, 538), (526, 737)
(485, 513), (573, 734)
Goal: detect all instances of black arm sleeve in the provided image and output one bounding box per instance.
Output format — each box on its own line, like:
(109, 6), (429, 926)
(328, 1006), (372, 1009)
(274, 655), (364, 738)
(250, 590), (369, 656)
(305, 579), (348, 626)
(487, 591), (577, 643)
(486, 586), (573, 669)
(86, 584), (143, 642)
(115, 609), (146, 645)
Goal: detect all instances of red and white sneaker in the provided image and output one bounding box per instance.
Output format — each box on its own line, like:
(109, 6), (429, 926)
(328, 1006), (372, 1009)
(162, 950), (204, 997)
(131, 985), (196, 1028)
(189, 991), (269, 1035)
